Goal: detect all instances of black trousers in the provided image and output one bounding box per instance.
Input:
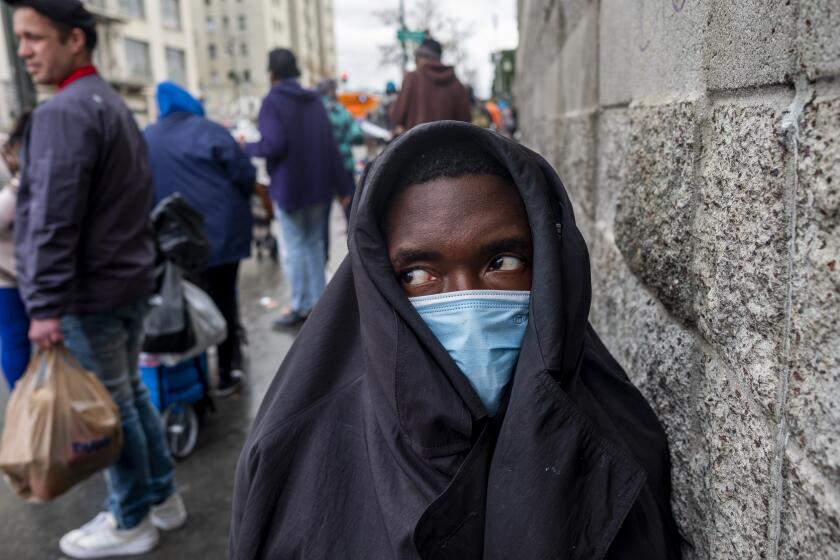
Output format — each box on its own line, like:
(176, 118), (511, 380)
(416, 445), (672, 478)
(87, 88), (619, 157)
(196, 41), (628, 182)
(200, 262), (240, 382)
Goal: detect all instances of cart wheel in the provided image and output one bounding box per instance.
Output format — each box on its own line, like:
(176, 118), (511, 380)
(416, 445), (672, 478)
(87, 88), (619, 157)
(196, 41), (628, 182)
(162, 403), (199, 459)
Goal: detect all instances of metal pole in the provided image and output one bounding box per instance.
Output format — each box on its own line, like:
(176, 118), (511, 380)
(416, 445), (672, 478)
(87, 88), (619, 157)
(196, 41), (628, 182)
(399, 0), (407, 75)
(1, 4), (35, 117)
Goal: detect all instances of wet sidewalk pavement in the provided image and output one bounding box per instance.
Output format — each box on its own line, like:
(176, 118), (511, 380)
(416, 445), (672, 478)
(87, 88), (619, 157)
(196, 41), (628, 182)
(0, 205), (350, 559)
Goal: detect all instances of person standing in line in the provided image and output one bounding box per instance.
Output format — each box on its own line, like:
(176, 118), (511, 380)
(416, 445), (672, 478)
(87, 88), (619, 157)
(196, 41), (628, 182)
(389, 37), (472, 133)
(0, 111), (31, 390)
(243, 48), (352, 329)
(9, 1), (185, 556)
(317, 77), (362, 259)
(368, 81), (399, 133)
(144, 81), (256, 397)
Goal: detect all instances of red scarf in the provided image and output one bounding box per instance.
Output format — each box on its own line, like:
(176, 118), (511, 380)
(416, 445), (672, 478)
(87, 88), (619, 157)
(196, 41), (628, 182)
(58, 65), (98, 90)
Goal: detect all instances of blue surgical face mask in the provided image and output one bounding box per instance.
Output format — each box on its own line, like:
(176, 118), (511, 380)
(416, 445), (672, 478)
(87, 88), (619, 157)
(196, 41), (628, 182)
(409, 290), (530, 416)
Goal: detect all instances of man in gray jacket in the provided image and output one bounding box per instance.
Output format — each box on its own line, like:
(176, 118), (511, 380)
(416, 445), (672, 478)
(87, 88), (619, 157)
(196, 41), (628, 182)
(9, 1), (186, 557)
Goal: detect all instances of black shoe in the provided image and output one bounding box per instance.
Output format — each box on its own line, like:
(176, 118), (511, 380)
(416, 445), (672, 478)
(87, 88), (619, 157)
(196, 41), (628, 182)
(272, 309), (308, 330)
(214, 375), (242, 398)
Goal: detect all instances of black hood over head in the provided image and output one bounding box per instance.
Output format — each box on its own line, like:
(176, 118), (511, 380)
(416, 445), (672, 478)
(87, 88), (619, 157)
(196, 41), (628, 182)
(231, 121), (682, 559)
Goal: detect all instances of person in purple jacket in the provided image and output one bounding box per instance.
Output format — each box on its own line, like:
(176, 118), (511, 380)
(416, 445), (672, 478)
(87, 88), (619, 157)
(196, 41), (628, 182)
(243, 48), (353, 329)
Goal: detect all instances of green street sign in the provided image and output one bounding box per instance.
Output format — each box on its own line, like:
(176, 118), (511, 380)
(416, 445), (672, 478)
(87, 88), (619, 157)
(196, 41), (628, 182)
(397, 28), (426, 43)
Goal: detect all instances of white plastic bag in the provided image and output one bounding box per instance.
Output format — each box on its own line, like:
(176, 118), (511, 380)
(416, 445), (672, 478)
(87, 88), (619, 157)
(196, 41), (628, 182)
(142, 262), (194, 353)
(158, 280), (227, 366)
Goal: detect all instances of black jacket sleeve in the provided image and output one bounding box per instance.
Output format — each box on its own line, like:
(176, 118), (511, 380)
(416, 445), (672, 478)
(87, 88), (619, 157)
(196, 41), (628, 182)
(16, 102), (100, 319)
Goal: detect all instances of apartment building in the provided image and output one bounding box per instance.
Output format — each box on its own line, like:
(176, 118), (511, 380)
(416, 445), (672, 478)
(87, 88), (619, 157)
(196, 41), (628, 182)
(84, 0), (201, 124)
(192, 0), (337, 122)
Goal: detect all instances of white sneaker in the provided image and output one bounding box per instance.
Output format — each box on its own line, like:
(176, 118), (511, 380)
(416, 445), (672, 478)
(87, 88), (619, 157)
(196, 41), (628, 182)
(59, 513), (159, 558)
(150, 492), (188, 531)
(72, 511), (115, 536)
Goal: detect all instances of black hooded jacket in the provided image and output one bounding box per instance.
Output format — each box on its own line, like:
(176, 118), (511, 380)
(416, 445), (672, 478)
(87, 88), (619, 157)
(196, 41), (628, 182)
(230, 121), (682, 559)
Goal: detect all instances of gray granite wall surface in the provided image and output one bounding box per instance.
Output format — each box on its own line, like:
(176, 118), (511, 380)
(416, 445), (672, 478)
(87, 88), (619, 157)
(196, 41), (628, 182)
(515, 1), (839, 558)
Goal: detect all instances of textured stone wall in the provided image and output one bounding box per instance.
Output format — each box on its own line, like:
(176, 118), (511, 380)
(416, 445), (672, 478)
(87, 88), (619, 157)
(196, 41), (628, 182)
(515, 1), (839, 558)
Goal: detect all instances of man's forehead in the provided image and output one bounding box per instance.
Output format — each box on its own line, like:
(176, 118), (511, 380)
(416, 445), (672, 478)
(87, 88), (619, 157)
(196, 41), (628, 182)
(13, 6), (54, 28)
(385, 174), (527, 238)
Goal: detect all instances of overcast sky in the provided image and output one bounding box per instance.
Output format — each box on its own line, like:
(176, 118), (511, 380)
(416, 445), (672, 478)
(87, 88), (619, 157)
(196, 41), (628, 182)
(333, 0), (518, 97)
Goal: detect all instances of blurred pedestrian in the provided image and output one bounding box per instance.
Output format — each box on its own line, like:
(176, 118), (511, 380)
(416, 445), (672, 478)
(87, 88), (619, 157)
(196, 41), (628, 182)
(144, 82), (256, 397)
(317, 77), (361, 258)
(0, 111), (30, 390)
(369, 80), (398, 131)
(498, 100), (518, 138)
(8, 1), (185, 556)
(389, 37), (471, 133)
(466, 85), (492, 128)
(243, 48), (352, 329)
(485, 99), (503, 131)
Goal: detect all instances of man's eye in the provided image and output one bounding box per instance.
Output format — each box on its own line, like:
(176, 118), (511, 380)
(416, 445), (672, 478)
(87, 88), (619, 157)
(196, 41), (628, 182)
(400, 269), (434, 286)
(489, 255), (526, 271)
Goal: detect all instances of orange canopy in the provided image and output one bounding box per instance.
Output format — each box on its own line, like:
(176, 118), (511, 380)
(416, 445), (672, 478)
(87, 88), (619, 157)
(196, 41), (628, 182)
(338, 92), (379, 119)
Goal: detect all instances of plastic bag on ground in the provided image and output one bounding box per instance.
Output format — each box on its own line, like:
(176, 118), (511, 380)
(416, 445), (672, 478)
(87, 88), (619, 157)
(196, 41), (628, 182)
(158, 280), (227, 366)
(0, 347), (122, 502)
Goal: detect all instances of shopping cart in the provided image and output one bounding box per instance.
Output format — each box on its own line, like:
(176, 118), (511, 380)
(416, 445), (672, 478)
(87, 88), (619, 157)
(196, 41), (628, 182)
(139, 353), (214, 459)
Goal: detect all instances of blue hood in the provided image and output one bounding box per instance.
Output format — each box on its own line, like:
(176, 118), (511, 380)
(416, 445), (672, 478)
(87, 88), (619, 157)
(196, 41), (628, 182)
(156, 81), (205, 119)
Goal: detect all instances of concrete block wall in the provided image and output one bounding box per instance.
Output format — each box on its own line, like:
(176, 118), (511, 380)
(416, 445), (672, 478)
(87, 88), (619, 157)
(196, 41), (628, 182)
(515, 1), (839, 558)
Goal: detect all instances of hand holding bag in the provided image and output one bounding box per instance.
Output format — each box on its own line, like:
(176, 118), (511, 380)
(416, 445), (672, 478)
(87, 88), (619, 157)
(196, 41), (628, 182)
(0, 347), (122, 502)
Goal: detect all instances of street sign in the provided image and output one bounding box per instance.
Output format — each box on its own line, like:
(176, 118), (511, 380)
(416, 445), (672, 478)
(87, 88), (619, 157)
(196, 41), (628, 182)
(397, 28), (426, 43)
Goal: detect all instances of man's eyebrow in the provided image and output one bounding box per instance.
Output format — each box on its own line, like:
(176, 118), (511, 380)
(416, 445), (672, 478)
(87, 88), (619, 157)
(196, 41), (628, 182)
(390, 248), (443, 268)
(480, 237), (533, 257)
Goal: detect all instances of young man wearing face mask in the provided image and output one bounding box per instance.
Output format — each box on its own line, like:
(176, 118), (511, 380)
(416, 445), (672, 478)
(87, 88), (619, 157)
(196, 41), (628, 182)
(231, 121), (682, 559)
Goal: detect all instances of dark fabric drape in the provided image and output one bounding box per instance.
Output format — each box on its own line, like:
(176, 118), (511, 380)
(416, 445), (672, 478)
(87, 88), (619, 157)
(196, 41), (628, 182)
(231, 121), (682, 559)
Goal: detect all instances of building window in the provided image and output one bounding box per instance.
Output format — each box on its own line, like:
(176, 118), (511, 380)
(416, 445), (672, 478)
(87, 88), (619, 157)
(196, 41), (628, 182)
(240, 42), (248, 56)
(124, 38), (151, 80)
(206, 16), (215, 31)
(238, 15), (246, 31)
(166, 47), (187, 85)
(243, 69), (251, 82)
(161, 0), (181, 30)
(208, 44), (217, 59)
(119, 0), (145, 18)
(223, 15), (229, 29)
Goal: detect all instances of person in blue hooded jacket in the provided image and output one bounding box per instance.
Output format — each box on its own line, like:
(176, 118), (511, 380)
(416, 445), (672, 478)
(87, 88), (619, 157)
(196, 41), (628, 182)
(144, 81), (256, 396)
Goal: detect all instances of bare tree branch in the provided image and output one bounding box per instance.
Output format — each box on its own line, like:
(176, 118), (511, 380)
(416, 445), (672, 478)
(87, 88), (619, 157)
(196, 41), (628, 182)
(373, 0), (478, 86)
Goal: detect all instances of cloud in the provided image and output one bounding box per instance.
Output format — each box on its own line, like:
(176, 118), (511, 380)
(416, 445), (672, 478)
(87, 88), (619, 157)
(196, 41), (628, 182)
(334, 0), (518, 97)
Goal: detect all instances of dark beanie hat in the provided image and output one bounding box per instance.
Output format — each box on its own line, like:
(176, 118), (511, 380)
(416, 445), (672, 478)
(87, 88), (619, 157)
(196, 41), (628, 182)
(415, 37), (442, 60)
(268, 48), (300, 80)
(4, 0), (98, 50)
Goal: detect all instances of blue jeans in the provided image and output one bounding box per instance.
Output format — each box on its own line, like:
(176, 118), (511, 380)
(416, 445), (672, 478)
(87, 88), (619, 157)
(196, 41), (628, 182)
(0, 287), (30, 389)
(62, 301), (176, 529)
(277, 203), (328, 313)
